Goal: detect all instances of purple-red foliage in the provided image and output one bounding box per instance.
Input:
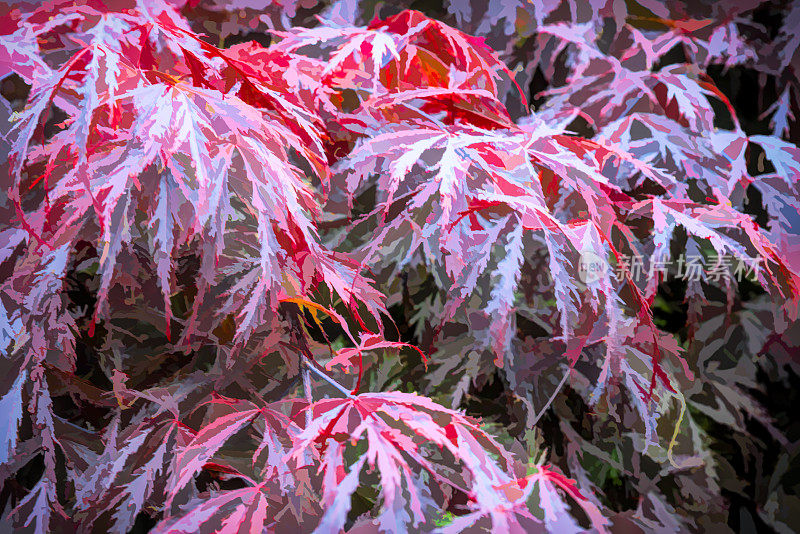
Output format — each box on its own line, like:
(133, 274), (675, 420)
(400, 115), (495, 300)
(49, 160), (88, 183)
(0, 0), (798, 532)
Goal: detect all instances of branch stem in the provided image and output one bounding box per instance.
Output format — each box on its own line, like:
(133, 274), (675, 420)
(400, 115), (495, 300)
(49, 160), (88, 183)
(302, 356), (354, 398)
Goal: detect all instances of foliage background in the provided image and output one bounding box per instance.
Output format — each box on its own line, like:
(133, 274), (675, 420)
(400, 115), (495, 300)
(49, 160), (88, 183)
(1, 0), (799, 532)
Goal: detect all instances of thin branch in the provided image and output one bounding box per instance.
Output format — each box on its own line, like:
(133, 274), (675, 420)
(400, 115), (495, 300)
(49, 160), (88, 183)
(302, 365), (312, 426)
(302, 355), (354, 398)
(531, 367), (571, 427)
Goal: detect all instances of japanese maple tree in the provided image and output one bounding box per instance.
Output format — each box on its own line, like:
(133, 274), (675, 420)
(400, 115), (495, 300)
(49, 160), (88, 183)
(0, 0), (798, 532)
